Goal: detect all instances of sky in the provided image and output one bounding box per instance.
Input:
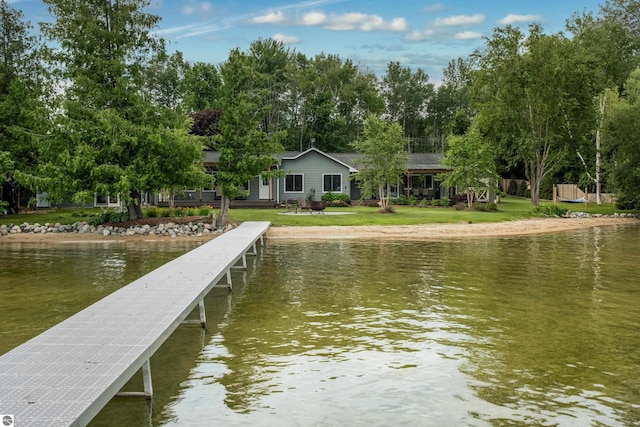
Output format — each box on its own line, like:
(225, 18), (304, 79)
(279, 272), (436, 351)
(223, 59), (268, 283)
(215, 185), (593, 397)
(11, 0), (605, 83)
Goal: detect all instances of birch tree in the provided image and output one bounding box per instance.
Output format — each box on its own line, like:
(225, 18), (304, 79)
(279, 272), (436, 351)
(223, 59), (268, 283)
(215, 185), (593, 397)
(473, 24), (595, 206)
(352, 115), (408, 211)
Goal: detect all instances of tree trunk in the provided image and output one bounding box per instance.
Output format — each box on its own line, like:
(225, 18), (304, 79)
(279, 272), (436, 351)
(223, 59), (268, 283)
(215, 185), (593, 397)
(217, 194), (230, 228)
(127, 189), (143, 220)
(378, 184), (386, 209)
(595, 95), (604, 204)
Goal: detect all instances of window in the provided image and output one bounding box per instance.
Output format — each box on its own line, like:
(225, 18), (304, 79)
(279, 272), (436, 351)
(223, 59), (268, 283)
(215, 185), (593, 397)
(203, 167), (216, 192)
(323, 174), (342, 193)
(425, 174), (434, 189)
(285, 174), (303, 192)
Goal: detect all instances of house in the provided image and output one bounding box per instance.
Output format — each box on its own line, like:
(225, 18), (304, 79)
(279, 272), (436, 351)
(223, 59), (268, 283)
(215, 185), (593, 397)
(164, 147), (449, 207)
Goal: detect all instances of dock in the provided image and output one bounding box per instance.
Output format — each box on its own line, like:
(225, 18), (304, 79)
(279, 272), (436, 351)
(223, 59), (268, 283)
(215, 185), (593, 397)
(0, 221), (270, 426)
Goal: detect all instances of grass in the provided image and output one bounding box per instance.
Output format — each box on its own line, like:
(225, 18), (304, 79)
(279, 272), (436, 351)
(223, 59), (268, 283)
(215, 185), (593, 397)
(0, 197), (632, 228)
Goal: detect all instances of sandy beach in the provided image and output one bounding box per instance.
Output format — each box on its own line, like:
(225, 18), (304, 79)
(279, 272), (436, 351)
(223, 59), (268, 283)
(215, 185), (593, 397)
(1, 216), (637, 243)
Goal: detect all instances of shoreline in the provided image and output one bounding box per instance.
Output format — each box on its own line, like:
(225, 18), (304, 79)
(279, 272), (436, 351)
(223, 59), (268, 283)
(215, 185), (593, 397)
(1, 216), (637, 243)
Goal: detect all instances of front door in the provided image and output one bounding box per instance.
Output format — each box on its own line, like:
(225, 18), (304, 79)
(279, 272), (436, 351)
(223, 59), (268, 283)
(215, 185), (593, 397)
(259, 175), (270, 200)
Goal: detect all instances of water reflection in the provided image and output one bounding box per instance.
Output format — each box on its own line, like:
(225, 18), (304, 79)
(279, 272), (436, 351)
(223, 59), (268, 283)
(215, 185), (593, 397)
(163, 225), (640, 426)
(2, 225), (640, 426)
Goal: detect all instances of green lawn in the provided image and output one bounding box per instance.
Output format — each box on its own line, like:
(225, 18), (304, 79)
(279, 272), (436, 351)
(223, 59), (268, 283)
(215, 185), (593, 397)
(0, 197), (632, 228)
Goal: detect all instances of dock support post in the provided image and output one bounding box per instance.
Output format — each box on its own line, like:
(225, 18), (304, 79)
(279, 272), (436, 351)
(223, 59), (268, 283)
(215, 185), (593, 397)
(198, 299), (206, 327)
(227, 269), (232, 290)
(250, 242), (257, 256)
(116, 359), (153, 398)
(142, 359), (153, 398)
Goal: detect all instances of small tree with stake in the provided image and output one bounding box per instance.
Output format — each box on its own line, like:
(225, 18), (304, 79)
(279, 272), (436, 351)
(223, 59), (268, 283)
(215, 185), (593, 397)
(352, 115), (408, 211)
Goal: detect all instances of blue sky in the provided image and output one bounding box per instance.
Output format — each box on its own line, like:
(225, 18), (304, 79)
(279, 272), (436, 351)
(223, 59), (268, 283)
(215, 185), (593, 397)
(13, 0), (604, 83)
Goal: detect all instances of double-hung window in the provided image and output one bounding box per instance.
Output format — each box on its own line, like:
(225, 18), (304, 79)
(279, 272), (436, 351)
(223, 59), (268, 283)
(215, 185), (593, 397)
(285, 174), (304, 192)
(323, 174), (342, 193)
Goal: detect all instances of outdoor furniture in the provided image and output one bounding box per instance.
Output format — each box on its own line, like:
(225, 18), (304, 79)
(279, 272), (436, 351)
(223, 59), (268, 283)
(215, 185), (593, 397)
(296, 197), (311, 213)
(309, 200), (326, 213)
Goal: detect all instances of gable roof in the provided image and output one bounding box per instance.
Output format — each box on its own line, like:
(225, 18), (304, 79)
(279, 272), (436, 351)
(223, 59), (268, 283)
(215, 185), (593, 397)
(204, 148), (444, 172)
(281, 147), (358, 173)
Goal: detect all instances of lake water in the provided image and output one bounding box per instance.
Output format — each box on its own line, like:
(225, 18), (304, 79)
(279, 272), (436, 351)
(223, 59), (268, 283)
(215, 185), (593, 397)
(1, 224), (639, 426)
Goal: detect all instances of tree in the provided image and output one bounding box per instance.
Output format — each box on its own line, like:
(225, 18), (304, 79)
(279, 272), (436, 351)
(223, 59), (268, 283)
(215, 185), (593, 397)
(213, 46), (285, 227)
(603, 69), (640, 209)
(183, 61), (222, 112)
(437, 124), (498, 208)
(382, 61), (433, 149)
(352, 115), (408, 211)
(40, 0), (206, 220)
(567, 11), (638, 203)
(473, 24), (595, 206)
(0, 1), (47, 213)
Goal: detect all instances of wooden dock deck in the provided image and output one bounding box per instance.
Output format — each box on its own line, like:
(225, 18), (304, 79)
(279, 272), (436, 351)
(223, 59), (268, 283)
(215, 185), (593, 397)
(0, 221), (270, 426)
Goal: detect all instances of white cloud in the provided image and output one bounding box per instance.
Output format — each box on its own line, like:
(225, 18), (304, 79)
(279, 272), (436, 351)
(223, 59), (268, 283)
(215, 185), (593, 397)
(302, 11), (407, 32)
(181, 2), (214, 18)
(498, 14), (542, 25)
(454, 31), (483, 40)
(273, 33), (301, 44)
(434, 14), (485, 27)
(303, 11), (327, 26)
(405, 29), (436, 42)
(253, 11), (288, 24)
(422, 4), (446, 13)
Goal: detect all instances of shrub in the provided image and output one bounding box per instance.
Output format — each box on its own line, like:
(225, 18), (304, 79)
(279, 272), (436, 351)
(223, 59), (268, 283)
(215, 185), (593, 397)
(198, 205), (212, 216)
(408, 195), (417, 206)
(144, 206), (159, 218)
(485, 202), (498, 211)
(531, 204), (568, 217)
(517, 181), (527, 197)
(89, 209), (129, 226)
(160, 208), (172, 217)
(321, 192), (351, 207)
(419, 198), (430, 208)
(395, 194), (409, 205)
(185, 207), (198, 216)
(440, 197), (450, 207)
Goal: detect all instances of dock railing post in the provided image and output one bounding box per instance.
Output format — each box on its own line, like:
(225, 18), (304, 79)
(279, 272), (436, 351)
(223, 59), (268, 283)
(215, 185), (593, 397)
(198, 299), (206, 327)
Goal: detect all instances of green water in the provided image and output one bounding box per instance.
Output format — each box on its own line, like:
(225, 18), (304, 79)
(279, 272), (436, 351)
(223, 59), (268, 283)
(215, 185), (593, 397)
(1, 224), (640, 426)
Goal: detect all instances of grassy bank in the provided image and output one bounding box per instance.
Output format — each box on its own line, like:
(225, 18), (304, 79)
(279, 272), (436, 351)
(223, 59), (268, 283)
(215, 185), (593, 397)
(0, 197), (632, 228)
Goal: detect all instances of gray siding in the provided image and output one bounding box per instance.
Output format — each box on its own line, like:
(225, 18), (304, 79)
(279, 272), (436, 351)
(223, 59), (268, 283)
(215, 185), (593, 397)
(280, 151), (351, 202)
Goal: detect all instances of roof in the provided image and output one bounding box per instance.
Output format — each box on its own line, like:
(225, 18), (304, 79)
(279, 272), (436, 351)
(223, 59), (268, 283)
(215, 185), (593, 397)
(204, 148), (445, 172)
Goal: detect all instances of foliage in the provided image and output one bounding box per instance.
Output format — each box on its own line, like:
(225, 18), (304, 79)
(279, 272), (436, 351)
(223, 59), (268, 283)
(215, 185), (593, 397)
(604, 69), (640, 210)
(382, 61), (434, 143)
(473, 24), (597, 206)
(89, 209), (129, 226)
(0, 2), (47, 213)
(437, 123), (498, 208)
(352, 115), (408, 210)
(39, 0), (207, 221)
(321, 192), (350, 207)
(213, 43), (286, 227)
(531, 204), (569, 217)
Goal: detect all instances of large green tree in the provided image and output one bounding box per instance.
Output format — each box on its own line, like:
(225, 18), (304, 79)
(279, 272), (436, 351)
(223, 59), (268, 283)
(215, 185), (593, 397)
(40, 0), (206, 219)
(0, 1), (46, 213)
(352, 115), (408, 210)
(382, 61), (433, 149)
(603, 68), (640, 209)
(213, 46), (285, 227)
(473, 24), (595, 206)
(567, 11), (638, 203)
